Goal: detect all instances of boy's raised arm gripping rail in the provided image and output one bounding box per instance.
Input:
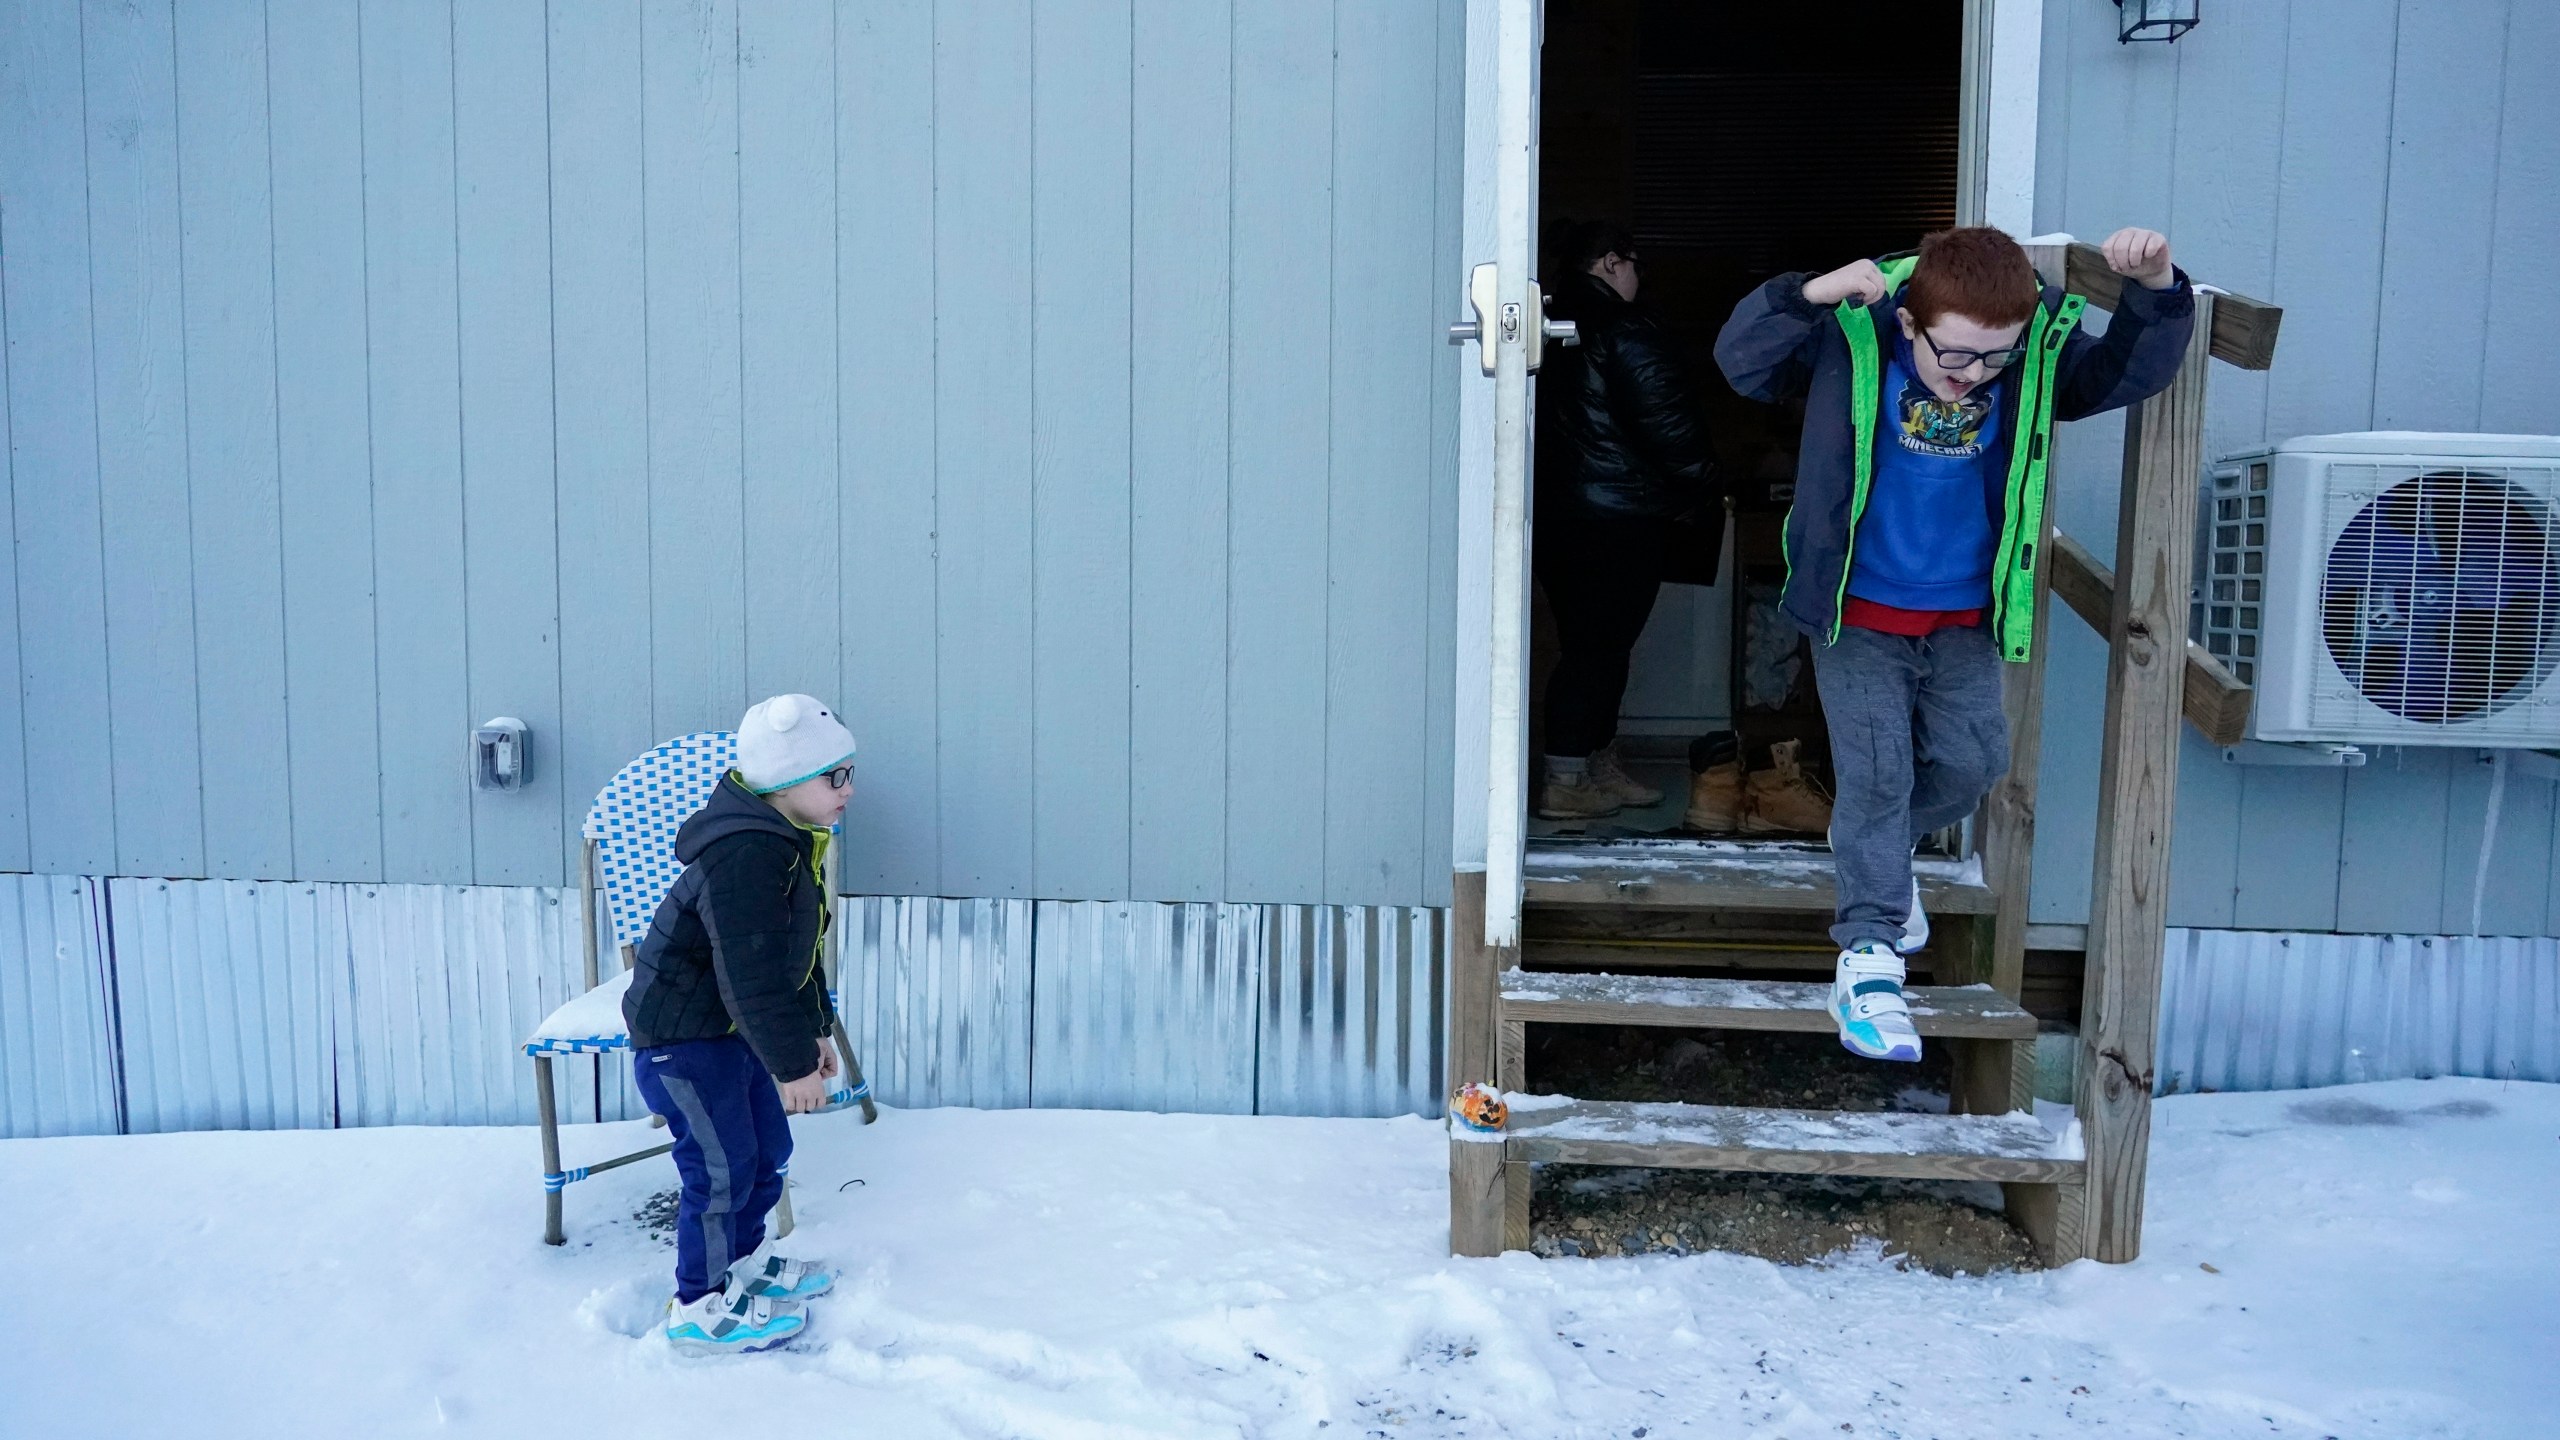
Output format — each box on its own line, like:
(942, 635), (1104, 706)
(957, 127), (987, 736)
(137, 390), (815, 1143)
(2027, 240), (2283, 748)
(2045, 241), (2282, 372)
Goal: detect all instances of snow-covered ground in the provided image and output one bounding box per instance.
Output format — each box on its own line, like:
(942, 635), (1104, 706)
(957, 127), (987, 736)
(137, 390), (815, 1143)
(5, 1077), (2550, 1439)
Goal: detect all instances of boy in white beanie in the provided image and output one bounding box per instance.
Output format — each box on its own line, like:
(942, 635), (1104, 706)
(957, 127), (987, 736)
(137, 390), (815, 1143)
(621, 694), (859, 1355)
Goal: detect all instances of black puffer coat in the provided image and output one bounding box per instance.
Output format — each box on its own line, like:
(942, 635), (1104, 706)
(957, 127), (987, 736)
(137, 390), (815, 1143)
(622, 774), (834, 1082)
(1535, 271), (1719, 522)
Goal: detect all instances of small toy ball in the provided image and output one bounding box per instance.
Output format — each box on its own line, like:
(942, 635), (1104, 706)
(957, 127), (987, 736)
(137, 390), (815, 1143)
(1450, 1082), (1508, 1133)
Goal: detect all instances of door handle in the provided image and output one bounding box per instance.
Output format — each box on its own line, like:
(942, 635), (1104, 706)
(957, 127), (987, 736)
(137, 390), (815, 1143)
(1447, 262), (1580, 375)
(1447, 262), (1503, 376)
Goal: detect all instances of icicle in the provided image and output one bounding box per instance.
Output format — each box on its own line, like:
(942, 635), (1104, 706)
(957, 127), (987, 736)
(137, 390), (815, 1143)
(2469, 750), (2509, 937)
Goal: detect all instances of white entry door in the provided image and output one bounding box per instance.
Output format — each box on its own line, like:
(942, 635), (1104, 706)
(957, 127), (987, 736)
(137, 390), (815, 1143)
(1453, 0), (1543, 949)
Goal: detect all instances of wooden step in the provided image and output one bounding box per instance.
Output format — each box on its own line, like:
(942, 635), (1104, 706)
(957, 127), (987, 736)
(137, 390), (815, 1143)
(1525, 840), (1996, 914)
(1524, 904), (1838, 948)
(1503, 1096), (2080, 1183)
(1498, 969), (2036, 1039)
(1521, 937), (1843, 973)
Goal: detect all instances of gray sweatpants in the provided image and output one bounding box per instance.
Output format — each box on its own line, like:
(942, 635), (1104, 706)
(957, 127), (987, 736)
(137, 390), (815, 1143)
(1810, 623), (2010, 950)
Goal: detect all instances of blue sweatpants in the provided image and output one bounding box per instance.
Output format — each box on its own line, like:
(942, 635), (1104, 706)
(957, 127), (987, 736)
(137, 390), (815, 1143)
(633, 1035), (793, 1303)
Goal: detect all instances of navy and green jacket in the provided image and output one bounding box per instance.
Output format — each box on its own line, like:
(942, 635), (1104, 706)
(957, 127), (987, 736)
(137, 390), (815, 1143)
(622, 773), (835, 1083)
(1713, 256), (2195, 661)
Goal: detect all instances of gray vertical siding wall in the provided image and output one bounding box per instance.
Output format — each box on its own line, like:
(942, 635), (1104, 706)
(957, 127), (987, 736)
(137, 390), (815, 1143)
(0, 0), (1464, 909)
(2030, 0), (2560, 934)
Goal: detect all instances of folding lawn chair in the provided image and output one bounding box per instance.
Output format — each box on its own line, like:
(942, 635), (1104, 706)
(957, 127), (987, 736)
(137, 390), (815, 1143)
(524, 730), (876, 1246)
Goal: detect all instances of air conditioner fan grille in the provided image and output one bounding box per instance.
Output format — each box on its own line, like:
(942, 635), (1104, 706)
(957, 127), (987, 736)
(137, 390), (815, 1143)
(2317, 468), (2560, 726)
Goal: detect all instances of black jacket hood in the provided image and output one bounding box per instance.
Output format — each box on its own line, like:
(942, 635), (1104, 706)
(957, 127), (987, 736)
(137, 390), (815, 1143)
(673, 773), (809, 866)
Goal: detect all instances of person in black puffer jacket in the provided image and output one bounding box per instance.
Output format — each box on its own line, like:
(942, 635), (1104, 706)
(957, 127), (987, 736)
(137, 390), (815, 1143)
(1533, 220), (1721, 821)
(624, 770), (838, 1084)
(621, 692), (857, 1353)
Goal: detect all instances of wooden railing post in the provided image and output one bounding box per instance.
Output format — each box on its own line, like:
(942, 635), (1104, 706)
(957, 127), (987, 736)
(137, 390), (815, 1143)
(2077, 294), (2215, 1263)
(1957, 526), (2052, 1124)
(1449, 870), (1511, 1255)
(1450, 870), (1498, 1092)
(1978, 519), (2052, 1000)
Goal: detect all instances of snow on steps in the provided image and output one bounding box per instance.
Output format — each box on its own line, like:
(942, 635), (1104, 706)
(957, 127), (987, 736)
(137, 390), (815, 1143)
(1498, 968), (2036, 1039)
(1524, 840), (1995, 914)
(1502, 1095), (2083, 1183)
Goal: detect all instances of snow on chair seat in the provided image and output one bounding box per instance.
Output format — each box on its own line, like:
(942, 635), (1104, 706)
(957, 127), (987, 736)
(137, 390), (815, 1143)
(524, 970), (636, 1058)
(525, 970), (844, 1062)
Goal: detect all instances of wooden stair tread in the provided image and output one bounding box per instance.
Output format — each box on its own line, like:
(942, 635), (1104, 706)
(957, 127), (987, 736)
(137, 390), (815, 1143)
(1524, 841), (1996, 914)
(1520, 939), (1843, 972)
(1503, 1096), (2081, 1182)
(1498, 969), (2036, 1038)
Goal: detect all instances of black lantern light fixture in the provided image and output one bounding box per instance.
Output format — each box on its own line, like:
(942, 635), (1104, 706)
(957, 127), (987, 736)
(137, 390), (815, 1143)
(2116, 0), (2200, 44)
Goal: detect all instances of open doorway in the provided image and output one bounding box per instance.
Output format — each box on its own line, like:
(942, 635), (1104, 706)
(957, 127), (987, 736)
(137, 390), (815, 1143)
(1527, 0), (1965, 842)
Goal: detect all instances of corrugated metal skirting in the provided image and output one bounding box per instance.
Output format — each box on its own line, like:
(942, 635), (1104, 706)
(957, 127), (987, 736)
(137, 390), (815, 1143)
(95, 878), (626, 1134)
(110, 879), (339, 1133)
(3, 878), (1448, 1135)
(336, 884), (601, 1129)
(838, 896), (1035, 1112)
(1258, 905), (1446, 1120)
(0, 875), (119, 1139)
(1032, 902), (1262, 1114)
(2157, 929), (2560, 1094)
(27, 877), (2560, 1132)
(847, 898), (1446, 1119)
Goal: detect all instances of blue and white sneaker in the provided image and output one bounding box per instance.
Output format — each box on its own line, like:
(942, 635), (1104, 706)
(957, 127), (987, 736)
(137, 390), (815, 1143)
(665, 1284), (805, 1356)
(729, 1237), (835, 1303)
(1832, 942), (1923, 1063)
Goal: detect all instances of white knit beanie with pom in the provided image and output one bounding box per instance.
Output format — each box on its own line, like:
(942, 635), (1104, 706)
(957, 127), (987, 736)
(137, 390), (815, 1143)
(736, 694), (857, 794)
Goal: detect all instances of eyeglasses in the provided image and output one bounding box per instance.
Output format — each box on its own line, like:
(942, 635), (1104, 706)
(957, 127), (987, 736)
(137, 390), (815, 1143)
(822, 765), (854, 790)
(1917, 327), (2028, 373)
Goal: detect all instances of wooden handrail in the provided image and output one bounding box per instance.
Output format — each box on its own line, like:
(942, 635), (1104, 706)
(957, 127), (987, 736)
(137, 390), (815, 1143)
(2045, 241), (2282, 372)
(2048, 530), (2253, 746)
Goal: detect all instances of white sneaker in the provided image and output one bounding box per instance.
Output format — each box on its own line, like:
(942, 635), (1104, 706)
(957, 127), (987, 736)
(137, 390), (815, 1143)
(1898, 875), (1929, 955)
(665, 1282), (806, 1356)
(729, 1236), (835, 1302)
(1832, 942), (1923, 1063)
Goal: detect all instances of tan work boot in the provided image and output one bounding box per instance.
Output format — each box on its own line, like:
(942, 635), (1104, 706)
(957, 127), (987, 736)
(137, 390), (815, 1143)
(1586, 744), (1664, 807)
(1742, 739), (1835, 836)
(1536, 770), (1624, 820)
(1683, 761), (1743, 832)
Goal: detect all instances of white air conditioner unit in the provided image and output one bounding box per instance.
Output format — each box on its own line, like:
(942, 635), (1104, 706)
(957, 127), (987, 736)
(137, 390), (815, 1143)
(2206, 432), (2560, 747)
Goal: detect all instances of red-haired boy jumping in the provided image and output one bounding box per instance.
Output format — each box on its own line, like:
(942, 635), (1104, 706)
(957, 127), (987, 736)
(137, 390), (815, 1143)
(1715, 227), (2193, 1062)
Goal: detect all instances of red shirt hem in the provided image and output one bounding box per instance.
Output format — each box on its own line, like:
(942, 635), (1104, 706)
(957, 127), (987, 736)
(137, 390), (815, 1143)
(1842, 596), (1985, 637)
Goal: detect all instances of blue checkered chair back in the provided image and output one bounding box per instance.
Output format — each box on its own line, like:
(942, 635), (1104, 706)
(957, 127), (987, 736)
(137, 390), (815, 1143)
(581, 731), (737, 950)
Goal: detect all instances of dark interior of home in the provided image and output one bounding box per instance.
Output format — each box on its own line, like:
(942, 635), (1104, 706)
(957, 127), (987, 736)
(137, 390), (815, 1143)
(1531, 0), (1965, 831)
